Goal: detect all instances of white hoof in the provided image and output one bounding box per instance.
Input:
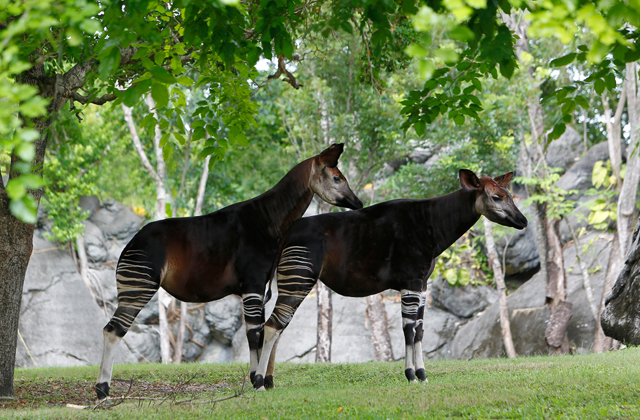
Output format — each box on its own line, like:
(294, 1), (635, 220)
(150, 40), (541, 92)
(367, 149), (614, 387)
(256, 386), (266, 392)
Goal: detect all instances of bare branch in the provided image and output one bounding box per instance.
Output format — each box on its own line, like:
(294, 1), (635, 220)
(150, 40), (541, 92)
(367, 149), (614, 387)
(267, 54), (303, 89)
(69, 91), (118, 105)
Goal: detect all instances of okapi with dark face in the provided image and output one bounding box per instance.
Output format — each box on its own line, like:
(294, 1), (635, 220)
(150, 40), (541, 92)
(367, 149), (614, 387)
(253, 169), (528, 390)
(95, 144), (363, 399)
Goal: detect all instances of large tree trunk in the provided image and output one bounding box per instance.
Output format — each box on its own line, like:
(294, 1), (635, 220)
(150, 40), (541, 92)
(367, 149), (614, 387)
(365, 294), (395, 361)
(483, 218), (517, 358)
(593, 231), (622, 352)
(0, 119), (48, 398)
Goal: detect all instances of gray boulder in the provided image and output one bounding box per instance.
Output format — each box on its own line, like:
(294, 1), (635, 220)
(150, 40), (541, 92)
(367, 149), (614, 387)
(545, 125), (583, 173)
(496, 225), (540, 281)
(90, 198), (144, 241)
(204, 296), (243, 344)
(431, 276), (499, 318)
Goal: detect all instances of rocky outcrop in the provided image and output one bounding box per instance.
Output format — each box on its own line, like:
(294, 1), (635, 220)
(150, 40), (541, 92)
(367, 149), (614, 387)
(601, 220), (640, 344)
(430, 276), (498, 318)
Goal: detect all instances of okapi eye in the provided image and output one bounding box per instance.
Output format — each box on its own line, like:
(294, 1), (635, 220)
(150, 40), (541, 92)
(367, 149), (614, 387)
(492, 195), (501, 201)
(333, 176), (341, 184)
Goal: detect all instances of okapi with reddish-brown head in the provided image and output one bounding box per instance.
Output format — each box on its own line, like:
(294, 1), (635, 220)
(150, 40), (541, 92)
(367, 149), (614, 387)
(95, 144), (363, 399)
(253, 169), (527, 390)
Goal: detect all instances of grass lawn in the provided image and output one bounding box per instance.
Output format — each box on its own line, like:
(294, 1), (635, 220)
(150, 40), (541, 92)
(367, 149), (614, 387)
(1, 347), (640, 419)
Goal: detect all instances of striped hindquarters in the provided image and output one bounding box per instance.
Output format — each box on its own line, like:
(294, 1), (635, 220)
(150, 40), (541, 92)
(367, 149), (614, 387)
(268, 246), (318, 329)
(106, 249), (160, 337)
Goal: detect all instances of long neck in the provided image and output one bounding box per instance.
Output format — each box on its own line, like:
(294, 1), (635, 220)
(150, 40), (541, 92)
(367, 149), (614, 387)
(422, 189), (481, 256)
(254, 157), (315, 239)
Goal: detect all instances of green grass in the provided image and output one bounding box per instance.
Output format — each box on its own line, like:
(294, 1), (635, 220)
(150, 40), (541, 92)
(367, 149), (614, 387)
(2, 348), (640, 419)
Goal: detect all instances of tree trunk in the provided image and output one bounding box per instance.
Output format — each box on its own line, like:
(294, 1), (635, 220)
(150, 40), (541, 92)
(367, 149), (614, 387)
(123, 99), (172, 363)
(593, 231), (622, 352)
(618, 62), (640, 256)
(0, 120), (48, 398)
(544, 218), (572, 354)
(365, 293), (395, 361)
(483, 218), (517, 358)
(316, 280), (332, 362)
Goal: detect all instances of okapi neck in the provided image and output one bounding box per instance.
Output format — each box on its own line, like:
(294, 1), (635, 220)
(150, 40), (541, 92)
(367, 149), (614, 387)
(426, 188), (480, 256)
(258, 158), (315, 238)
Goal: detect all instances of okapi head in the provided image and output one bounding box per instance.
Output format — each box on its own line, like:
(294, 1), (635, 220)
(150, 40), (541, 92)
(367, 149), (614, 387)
(459, 169), (528, 230)
(310, 144), (364, 210)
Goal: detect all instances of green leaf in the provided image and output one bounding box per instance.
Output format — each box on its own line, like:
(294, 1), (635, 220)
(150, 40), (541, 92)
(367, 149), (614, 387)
(150, 66), (178, 84)
(454, 114), (465, 126)
(550, 53), (577, 68)
(594, 79), (606, 95)
(15, 142), (35, 161)
(151, 83), (169, 108)
(575, 95), (590, 110)
(176, 76), (193, 86)
(414, 120), (426, 136)
(10, 195), (37, 224)
(98, 47), (121, 81)
(546, 123), (566, 148)
(159, 133), (171, 148)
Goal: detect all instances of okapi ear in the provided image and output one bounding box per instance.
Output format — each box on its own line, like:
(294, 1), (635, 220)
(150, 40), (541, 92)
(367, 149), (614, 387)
(459, 169), (481, 191)
(317, 143), (344, 168)
(494, 172), (514, 188)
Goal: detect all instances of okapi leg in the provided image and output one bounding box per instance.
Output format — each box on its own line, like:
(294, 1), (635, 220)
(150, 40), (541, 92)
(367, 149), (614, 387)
(401, 289), (421, 382)
(413, 292), (427, 382)
(96, 250), (160, 399)
(264, 335), (282, 389)
(242, 292), (265, 384)
(254, 246), (318, 390)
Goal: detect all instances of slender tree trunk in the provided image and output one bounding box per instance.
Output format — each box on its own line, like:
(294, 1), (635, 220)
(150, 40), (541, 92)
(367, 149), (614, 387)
(316, 280), (333, 362)
(123, 99), (173, 363)
(483, 218), (517, 358)
(365, 294), (395, 361)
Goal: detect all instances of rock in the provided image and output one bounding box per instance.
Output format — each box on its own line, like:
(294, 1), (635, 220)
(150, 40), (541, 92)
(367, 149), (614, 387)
(438, 231), (612, 359)
(601, 220), (640, 344)
(496, 225), (540, 281)
(198, 340), (234, 363)
(124, 324), (161, 363)
(422, 307), (463, 359)
(90, 198), (144, 241)
(83, 221), (108, 262)
(204, 296), (243, 344)
(545, 125), (583, 173)
(555, 142), (610, 197)
(431, 276), (499, 318)
(79, 196), (100, 218)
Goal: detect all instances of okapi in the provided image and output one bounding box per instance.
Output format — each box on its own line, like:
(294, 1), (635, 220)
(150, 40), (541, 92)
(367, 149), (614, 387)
(253, 169), (528, 390)
(95, 144), (363, 399)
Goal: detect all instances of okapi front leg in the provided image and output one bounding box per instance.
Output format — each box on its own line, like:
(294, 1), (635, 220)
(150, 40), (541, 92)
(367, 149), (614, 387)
(242, 292), (265, 384)
(401, 289), (421, 383)
(413, 292), (427, 382)
(96, 250), (160, 399)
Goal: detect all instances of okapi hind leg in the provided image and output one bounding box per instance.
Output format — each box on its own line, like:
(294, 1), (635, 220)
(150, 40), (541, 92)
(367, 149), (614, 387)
(95, 249), (160, 399)
(254, 245), (318, 390)
(413, 292), (427, 382)
(401, 289), (421, 383)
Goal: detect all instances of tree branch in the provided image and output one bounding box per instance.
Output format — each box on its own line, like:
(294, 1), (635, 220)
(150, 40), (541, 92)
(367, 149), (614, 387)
(69, 92), (118, 106)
